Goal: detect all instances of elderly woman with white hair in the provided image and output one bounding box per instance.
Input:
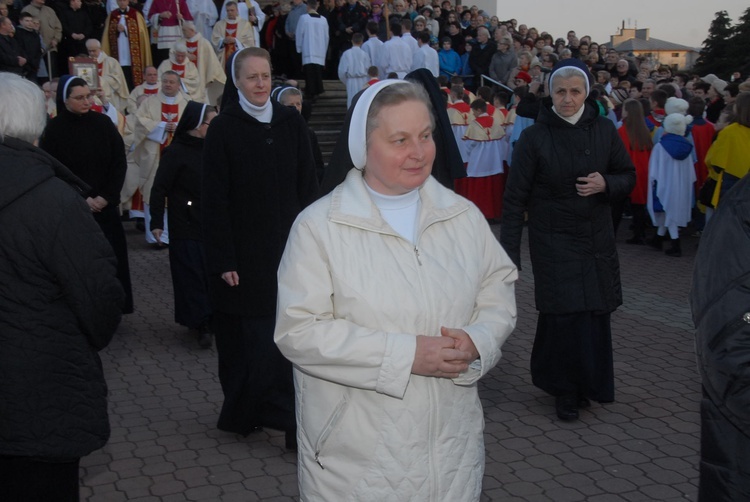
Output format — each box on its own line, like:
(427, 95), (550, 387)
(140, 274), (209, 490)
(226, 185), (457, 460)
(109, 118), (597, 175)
(275, 79), (518, 500)
(501, 58), (635, 422)
(0, 73), (124, 500)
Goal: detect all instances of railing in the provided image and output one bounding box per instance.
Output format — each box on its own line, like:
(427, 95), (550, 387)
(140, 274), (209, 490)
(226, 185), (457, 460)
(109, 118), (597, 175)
(480, 74), (514, 93)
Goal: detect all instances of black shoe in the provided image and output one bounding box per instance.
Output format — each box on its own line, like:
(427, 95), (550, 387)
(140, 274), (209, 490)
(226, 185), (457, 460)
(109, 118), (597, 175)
(647, 234), (664, 250)
(555, 395), (579, 421)
(285, 430), (298, 452)
(665, 238), (682, 257)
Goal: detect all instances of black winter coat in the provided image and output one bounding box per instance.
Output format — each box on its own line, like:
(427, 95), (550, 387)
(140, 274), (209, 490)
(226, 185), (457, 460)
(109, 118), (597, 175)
(690, 174), (750, 502)
(0, 137), (124, 460)
(150, 133), (204, 241)
(500, 97), (635, 314)
(202, 100), (318, 317)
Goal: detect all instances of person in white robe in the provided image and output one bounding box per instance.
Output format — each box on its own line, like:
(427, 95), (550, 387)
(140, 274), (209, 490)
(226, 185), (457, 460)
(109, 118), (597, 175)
(211, 2), (254, 66)
(219, 0), (264, 48)
(400, 19), (419, 55)
(362, 21), (383, 78)
(186, 0), (217, 40)
(337, 33), (370, 108)
(647, 113), (696, 256)
(129, 71), (189, 244)
(179, 21), (225, 104)
(379, 23), (412, 79)
(157, 41), (206, 103)
(411, 31), (439, 77)
(127, 66), (161, 115)
(295, 0), (328, 99)
(86, 38), (130, 112)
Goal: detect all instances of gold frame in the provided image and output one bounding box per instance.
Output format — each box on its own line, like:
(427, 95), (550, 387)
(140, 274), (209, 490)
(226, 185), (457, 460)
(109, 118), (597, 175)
(68, 57), (100, 90)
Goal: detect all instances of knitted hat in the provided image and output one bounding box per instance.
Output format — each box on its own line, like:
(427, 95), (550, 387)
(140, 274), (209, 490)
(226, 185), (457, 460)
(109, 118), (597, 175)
(663, 113), (693, 137)
(664, 96), (689, 116)
(609, 88), (629, 105)
(515, 71), (532, 83)
(700, 73), (717, 85)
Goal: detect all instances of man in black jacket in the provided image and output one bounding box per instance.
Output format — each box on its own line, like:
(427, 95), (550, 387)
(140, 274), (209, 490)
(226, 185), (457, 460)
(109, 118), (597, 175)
(0, 15), (26, 75)
(14, 12), (42, 80)
(467, 26), (495, 91)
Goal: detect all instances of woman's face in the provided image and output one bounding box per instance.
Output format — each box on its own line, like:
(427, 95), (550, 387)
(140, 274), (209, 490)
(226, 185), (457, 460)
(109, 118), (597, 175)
(551, 75), (587, 117)
(282, 94), (303, 113)
(415, 20), (425, 31)
(65, 84), (93, 114)
(364, 100), (435, 196)
(447, 12), (456, 22)
(236, 56), (272, 106)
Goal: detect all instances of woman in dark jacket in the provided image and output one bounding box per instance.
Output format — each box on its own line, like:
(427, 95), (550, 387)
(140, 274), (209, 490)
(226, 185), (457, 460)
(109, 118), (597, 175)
(690, 174), (750, 502)
(150, 101), (217, 349)
(501, 58), (635, 422)
(40, 75), (134, 314)
(0, 73), (123, 501)
(202, 48), (318, 447)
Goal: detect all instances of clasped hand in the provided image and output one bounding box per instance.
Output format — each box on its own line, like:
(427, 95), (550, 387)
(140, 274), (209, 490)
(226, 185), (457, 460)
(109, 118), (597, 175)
(411, 327), (479, 379)
(576, 172), (606, 197)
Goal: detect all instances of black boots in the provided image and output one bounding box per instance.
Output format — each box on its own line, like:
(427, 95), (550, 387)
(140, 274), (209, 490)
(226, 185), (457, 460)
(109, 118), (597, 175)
(555, 395), (579, 421)
(665, 238), (682, 257)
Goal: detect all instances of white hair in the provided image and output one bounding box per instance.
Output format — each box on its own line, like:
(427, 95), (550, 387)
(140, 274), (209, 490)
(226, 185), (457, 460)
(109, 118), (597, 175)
(85, 38), (101, 49)
(182, 20), (196, 31)
(174, 41), (188, 53)
(0, 73), (48, 144)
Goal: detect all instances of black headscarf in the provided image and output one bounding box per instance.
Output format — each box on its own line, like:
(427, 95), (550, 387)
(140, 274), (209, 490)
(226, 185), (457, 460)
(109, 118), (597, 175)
(220, 50), (240, 110)
(174, 101), (209, 137)
(55, 75), (89, 114)
(319, 70), (465, 197)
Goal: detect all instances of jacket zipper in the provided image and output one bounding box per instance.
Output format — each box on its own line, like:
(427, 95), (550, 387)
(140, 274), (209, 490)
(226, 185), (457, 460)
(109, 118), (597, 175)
(314, 397), (349, 470)
(707, 311), (750, 351)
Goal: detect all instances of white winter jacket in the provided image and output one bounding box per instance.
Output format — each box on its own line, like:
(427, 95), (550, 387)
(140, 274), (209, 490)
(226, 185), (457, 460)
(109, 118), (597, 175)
(275, 169), (518, 501)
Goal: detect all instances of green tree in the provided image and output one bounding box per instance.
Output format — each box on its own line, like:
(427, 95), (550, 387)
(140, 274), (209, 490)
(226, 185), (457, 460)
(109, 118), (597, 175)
(727, 7), (750, 77)
(694, 10), (733, 77)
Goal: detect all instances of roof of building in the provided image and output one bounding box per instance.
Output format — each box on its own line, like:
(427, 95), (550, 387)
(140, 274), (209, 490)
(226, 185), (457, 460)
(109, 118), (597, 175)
(613, 37), (696, 53)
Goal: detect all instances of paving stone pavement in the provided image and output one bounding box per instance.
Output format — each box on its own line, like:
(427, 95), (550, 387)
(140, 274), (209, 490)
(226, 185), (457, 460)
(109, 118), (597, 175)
(79, 220), (702, 501)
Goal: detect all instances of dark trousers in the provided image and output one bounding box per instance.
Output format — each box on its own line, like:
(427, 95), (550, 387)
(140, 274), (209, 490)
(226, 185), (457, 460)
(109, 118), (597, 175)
(122, 65), (134, 91)
(531, 311), (614, 402)
(214, 313), (295, 436)
(303, 63), (324, 98)
(0, 456), (80, 502)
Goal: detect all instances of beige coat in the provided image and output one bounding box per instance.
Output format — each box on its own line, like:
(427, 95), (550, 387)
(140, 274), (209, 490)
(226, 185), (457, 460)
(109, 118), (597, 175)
(275, 169), (518, 501)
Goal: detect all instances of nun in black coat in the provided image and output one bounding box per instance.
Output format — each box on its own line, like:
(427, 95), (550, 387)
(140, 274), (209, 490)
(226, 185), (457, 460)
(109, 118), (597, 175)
(150, 101), (215, 348)
(40, 75), (134, 315)
(203, 48), (318, 445)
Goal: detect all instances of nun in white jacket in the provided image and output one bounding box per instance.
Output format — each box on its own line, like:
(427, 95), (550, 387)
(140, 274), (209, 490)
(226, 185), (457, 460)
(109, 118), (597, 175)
(275, 80), (518, 501)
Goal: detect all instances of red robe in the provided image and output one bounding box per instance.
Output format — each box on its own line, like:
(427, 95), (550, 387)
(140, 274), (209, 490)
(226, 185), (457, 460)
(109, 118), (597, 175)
(618, 125), (651, 205)
(690, 119), (716, 196)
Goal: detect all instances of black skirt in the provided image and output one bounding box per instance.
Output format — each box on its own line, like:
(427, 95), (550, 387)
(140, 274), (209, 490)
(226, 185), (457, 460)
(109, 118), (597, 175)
(167, 239), (211, 329)
(531, 311), (614, 402)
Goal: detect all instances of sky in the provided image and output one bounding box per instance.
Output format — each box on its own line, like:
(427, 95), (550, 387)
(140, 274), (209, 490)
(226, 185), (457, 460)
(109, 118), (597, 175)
(493, 1), (749, 48)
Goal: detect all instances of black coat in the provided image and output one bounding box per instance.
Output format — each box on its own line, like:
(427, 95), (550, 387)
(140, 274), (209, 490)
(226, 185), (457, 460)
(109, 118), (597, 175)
(150, 133), (205, 241)
(58, 5), (93, 61)
(690, 174), (750, 502)
(0, 33), (25, 76)
(500, 97), (635, 314)
(467, 39), (496, 82)
(14, 27), (42, 79)
(0, 137), (124, 460)
(202, 100), (319, 317)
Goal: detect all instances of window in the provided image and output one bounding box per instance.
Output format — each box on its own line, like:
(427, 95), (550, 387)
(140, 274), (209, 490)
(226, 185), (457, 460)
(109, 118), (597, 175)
(672, 53), (680, 57)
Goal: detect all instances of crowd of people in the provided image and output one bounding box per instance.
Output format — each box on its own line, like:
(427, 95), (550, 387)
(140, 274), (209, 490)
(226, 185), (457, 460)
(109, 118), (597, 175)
(2, 0), (750, 500)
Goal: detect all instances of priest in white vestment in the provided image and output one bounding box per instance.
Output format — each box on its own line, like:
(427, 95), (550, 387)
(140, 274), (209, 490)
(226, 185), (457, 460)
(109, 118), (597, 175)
(379, 23), (412, 79)
(87, 38), (131, 113)
(179, 21), (226, 103)
(219, 0), (264, 49)
(157, 41), (206, 103)
(295, 0), (328, 99)
(411, 32), (439, 77)
(187, 0), (217, 40)
(211, 1), (255, 66)
(130, 71), (189, 244)
(127, 66), (162, 115)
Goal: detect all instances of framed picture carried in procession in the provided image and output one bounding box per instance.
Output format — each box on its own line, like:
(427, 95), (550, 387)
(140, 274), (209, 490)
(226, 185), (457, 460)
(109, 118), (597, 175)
(68, 57), (99, 90)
